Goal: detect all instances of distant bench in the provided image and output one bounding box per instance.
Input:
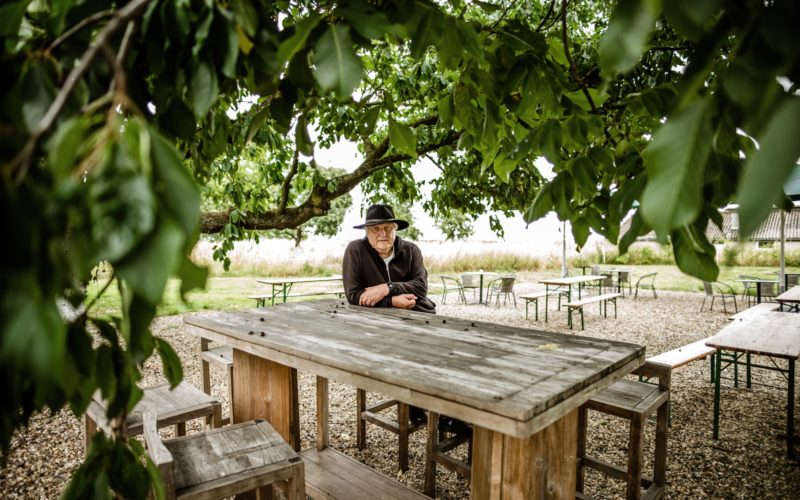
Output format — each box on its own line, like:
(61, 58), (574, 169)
(249, 290), (344, 307)
(565, 293), (621, 330)
(519, 290), (569, 321)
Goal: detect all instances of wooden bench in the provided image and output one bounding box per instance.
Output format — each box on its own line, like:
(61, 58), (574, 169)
(519, 290), (569, 321)
(307, 377), (428, 499)
(564, 293), (622, 330)
(728, 302), (779, 321)
(301, 447), (427, 499)
(249, 290), (344, 307)
(648, 338), (717, 372)
(642, 338), (718, 425)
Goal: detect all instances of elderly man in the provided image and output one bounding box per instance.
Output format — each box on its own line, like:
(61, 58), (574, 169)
(342, 203), (436, 313)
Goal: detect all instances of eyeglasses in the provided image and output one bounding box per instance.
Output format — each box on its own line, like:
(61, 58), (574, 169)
(366, 224), (396, 235)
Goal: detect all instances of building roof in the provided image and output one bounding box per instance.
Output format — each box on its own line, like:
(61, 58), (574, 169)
(619, 206), (800, 243)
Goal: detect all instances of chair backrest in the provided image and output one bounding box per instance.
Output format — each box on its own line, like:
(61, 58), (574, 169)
(618, 271), (631, 283)
(441, 276), (461, 289)
(461, 274), (479, 287)
(590, 265), (600, 275)
(601, 273), (614, 286)
(787, 274), (800, 287)
(499, 277), (515, 293)
(758, 281), (777, 297)
(703, 281), (713, 296)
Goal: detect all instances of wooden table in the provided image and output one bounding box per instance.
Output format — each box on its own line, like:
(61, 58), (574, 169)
(705, 310), (800, 458)
(776, 285), (800, 312)
(460, 271), (498, 304)
(539, 275), (606, 322)
(256, 275), (343, 305)
(184, 300), (645, 497)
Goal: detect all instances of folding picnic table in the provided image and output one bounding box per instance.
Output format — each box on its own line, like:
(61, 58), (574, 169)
(705, 308), (800, 458)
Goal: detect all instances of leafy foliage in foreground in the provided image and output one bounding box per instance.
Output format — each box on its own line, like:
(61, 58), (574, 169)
(1, 0), (799, 497)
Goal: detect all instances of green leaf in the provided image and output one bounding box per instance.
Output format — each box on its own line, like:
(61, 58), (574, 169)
(189, 60), (218, 117)
(437, 18), (462, 68)
(619, 211), (648, 252)
(599, 0), (662, 76)
(547, 37), (568, 67)
(269, 97), (294, 134)
(178, 257), (208, 298)
(246, 105), (270, 143)
(362, 106), (380, 134)
(663, 0), (720, 41)
(116, 217), (184, 306)
(337, 3), (401, 39)
(535, 119), (563, 162)
(158, 99), (196, 141)
(388, 117), (417, 159)
(640, 98), (711, 237)
(437, 94), (453, 130)
(0, 0), (29, 36)
(565, 88), (609, 112)
(150, 129), (201, 236)
(523, 183), (554, 223)
(295, 115), (314, 156)
(233, 0), (258, 37)
(409, 6), (442, 59)
(569, 157), (597, 194)
(46, 117), (86, 175)
(277, 13), (323, 69)
(89, 171), (156, 263)
(737, 97), (800, 236)
(671, 225), (718, 281)
(313, 24), (363, 98)
(155, 338), (183, 388)
(455, 19), (482, 59)
(572, 216), (590, 247)
(192, 10), (214, 58)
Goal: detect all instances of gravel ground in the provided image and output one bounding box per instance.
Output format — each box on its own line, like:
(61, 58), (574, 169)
(2, 288), (799, 498)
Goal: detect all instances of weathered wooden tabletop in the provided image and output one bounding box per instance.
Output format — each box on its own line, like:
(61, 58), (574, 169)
(184, 300), (644, 438)
(706, 310), (800, 359)
(776, 285), (800, 304)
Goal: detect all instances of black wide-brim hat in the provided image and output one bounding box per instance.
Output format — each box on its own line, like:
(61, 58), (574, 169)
(353, 204), (409, 230)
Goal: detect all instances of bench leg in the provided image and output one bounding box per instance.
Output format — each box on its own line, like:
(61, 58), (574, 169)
(567, 307), (573, 329)
(357, 388), (367, 449)
(535, 299), (539, 321)
(580, 308), (585, 330)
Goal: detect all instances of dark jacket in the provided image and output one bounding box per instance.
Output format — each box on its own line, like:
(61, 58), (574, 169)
(342, 236), (436, 313)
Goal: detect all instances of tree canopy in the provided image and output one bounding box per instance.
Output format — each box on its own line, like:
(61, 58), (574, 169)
(1, 0), (798, 496)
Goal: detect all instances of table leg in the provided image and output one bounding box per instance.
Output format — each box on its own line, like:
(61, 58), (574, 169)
(479, 275), (484, 304)
(232, 348), (301, 451)
(713, 348), (722, 440)
(788, 359), (795, 458)
(545, 285), (550, 323)
(471, 408), (578, 498)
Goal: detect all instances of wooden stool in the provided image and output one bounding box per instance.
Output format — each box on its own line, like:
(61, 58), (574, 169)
(84, 382), (222, 453)
(577, 361), (671, 499)
(200, 339), (233, 425)
(423, 411), (472, 497)
(143, 412), (304, 499)
(356, 389), (425, 472)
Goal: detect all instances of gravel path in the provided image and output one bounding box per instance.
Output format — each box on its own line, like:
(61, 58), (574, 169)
(2, 289), (799, 498)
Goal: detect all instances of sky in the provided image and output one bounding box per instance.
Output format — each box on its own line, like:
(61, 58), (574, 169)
(314, 139), (582, 255)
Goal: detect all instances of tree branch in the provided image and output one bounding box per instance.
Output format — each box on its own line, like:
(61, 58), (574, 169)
(5, 0), (151, 184)
(200, 123), (460, 233)
(47, 9), (114, 52)
(536, 0), (557, 32)
(279, 145), (300, 213)
(560, 0), (598, 114)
